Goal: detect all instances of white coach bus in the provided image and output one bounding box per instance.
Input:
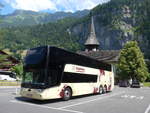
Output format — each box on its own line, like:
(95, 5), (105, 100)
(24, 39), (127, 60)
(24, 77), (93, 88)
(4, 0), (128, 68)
(20, 46), (114, 100)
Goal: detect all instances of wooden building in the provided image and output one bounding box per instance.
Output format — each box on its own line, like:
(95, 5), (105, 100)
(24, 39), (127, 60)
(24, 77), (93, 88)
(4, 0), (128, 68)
(0, 50), (19, 71)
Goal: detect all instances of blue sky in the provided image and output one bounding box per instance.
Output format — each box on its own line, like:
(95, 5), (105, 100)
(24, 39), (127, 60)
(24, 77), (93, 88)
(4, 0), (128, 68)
(0, 0), (110, 15)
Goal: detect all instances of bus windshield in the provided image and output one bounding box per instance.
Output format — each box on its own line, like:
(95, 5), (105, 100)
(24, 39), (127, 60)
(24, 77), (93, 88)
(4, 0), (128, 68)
(23, 69), (46, 85)
(22, 65), (63, 89)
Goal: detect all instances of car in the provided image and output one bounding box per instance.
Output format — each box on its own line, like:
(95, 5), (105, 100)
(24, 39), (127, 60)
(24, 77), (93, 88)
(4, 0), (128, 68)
(118, 80), (130, 87)
(131, 81), (141, 88)
(0, 71), (16, 78)
(0, 75), (16, 81)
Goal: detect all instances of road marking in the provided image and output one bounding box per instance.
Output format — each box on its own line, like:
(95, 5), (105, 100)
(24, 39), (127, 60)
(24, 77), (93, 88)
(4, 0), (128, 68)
(145, 104), (150, 113)
(59, 91), (125, 109)
(10, 100), (83, 113)
(0, 89), (14, 91)
(0, 92), (11, 96)
(130, 95), (136, 99)
(121, 95), (144, 100)
(137, 96), (144, 100)
(121, 95), (128, 98)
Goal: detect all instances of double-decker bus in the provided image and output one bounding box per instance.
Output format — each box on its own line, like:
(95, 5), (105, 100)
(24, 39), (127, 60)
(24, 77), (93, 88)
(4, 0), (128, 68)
(20, 46), (114, 100)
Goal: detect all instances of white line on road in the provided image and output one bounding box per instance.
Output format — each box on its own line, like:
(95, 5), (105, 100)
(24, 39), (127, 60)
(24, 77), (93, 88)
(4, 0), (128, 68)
(59, 91), (125, 109)
(145, 104), (150, 113)
(130, 95), (136, 99)
(0, 92), (12, 96)
(137, 96), (144, 100)
(10, 100), (83, 113)
(121, 95), (128, 98)
(121, 95), (144, 100)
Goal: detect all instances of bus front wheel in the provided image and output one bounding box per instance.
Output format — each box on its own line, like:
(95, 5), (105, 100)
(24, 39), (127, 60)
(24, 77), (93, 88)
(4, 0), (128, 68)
(63, 87), (72, 101)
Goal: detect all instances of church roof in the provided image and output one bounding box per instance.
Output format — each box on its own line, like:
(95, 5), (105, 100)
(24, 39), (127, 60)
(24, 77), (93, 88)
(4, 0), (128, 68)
(77, 50), (120, 63)
(84, 16), (99, 46)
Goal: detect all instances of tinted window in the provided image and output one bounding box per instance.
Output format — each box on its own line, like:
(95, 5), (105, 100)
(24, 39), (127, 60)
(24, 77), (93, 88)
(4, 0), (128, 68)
(62, 72), (97, 83)
(49, 47), (111, 71)
(25, 46), (47, 65)
(46, 64), (64, 87)
(24, 46), (47, 70)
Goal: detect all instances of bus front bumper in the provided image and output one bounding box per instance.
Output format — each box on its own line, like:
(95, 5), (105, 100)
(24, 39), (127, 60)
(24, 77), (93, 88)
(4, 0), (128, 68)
(20, 88), (46, 100)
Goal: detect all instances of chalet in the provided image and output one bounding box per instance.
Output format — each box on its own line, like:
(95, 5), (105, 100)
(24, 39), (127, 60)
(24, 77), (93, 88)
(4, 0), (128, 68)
(0, 50), (19, 71)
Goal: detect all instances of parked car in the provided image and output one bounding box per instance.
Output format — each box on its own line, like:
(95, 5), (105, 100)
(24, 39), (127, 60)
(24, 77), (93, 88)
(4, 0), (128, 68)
(118, 80), (130, 87)
(131, 81), (141, 88)
(0, 71), (16, 78)
(0, 75), (16, 81)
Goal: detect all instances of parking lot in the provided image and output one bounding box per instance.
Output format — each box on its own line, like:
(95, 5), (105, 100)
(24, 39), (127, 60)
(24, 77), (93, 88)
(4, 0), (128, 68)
(0, 86), (150, 113)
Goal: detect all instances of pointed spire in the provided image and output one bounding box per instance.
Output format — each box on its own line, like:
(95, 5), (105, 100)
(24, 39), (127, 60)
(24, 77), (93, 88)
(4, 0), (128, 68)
(85, 16), (99, 46)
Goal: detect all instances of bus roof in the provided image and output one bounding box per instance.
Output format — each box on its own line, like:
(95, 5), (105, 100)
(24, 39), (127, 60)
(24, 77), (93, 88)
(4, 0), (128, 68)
(24, 46), (111, 71)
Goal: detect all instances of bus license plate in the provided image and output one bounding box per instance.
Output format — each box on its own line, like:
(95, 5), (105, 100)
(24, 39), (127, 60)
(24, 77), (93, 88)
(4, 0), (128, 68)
(27, 94), (32, 97)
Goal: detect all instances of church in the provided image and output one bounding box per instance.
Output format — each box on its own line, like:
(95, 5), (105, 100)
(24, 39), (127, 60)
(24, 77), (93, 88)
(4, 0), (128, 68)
(77, 16), (120, 76)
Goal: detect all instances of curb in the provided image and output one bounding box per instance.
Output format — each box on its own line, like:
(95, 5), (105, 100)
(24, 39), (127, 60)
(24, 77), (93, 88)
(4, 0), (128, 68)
(0, 86), (20, 89)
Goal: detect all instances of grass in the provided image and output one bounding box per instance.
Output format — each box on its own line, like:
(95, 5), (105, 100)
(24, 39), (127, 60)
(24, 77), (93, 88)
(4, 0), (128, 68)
(0, 81), (20, 86)
(142, 82), (150, 87)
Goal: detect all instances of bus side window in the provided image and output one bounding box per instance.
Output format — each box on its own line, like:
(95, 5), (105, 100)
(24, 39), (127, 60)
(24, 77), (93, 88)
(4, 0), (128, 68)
(62, 72), (97, 83)
(47, 69), (58, 86)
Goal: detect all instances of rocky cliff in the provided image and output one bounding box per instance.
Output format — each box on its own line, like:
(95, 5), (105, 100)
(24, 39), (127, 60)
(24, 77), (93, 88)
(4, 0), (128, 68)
(70, 0), (150, 58)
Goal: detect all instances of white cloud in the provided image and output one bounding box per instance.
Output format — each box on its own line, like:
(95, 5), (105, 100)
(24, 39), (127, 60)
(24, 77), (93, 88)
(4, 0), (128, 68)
(4, 0), (110, 12)
(5, 0), (57, 12)
(53, 0), (110, 12)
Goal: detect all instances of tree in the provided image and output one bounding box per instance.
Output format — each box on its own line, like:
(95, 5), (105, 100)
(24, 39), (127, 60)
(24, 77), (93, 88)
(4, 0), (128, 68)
(11, 63), (23, 79)
(117, 41), (149, 82)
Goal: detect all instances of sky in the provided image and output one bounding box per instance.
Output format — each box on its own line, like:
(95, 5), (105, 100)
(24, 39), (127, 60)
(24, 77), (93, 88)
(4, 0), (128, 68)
(0, 0), (110, 15)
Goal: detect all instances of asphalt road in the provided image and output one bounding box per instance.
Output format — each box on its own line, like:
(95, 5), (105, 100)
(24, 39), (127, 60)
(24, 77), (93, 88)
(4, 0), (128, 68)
(0, 86), (150, 113)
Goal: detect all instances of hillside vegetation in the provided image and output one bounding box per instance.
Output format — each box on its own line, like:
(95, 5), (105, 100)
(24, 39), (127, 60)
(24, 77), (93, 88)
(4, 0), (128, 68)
(0, 9), (89, 28)
(70, 0), (150, 58)
(0, 0), (149, 59)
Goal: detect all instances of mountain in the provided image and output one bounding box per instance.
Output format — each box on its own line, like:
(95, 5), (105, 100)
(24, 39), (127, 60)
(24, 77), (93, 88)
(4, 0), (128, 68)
(0, 0), (149, 59)
(0, 9), (89, 27)
(70, 0), (150, 58)
(0, 17), (81, 54)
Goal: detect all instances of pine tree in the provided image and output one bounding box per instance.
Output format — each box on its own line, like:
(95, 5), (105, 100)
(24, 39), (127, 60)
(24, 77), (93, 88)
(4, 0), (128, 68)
(117, 41), (149, 82)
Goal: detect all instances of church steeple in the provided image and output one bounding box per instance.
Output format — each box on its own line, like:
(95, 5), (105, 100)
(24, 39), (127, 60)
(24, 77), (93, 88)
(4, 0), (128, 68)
(84, 16), (99, 52)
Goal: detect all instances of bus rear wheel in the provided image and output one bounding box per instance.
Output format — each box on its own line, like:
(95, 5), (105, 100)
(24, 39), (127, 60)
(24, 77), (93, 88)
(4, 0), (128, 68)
(99, 86), (103, 94)
(102, 85), (107, 94)
(63, 87), (72, 101)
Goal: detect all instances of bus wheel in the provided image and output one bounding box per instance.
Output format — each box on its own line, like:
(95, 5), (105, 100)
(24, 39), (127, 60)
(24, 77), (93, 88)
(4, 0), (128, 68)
(63, 87), (72, 101)
(102, 85), (107, 94)
(99, 86), (103, 94)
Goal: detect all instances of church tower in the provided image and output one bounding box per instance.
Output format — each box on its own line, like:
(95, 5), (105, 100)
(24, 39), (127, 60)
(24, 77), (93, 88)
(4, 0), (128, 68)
(84, 16), (99, 52)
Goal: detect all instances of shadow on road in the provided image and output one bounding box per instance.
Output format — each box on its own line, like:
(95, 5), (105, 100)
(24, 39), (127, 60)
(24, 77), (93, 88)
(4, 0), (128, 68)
(15, 93), (106, 105)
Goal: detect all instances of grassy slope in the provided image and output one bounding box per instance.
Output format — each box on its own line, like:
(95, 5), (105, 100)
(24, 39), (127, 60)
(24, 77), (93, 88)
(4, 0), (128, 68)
(143, 82), (150, 87)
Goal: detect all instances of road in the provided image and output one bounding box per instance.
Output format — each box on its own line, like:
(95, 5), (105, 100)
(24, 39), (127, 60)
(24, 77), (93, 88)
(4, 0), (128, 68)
(0, 86), (150, 113)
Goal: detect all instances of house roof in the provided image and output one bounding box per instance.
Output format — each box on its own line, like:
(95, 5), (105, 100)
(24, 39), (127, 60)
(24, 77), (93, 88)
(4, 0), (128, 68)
(0, 50), (20, 71)
(77, 50), (120, 63)
(0, 50), (19, 63)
